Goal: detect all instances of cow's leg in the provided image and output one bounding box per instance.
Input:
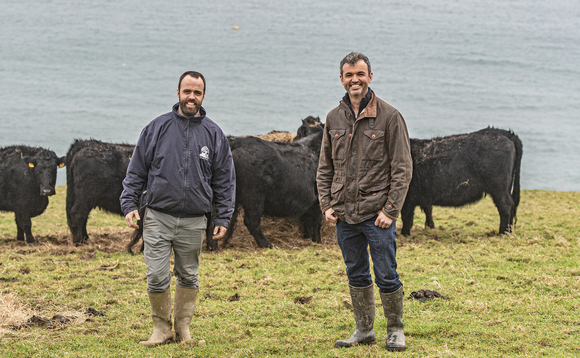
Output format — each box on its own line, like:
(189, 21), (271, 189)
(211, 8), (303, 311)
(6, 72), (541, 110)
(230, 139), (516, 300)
(306, 205), (322, 244)
(15, 212), (35, 243)
(400, 204), (415, 236)
(299, 213), (313, 239)
(69, 202), (92, 244)
(15, 213), (25, 241)
(421, 205), (435, 229)
(490, 191), (514, 234)
(243, 205), (272, 248)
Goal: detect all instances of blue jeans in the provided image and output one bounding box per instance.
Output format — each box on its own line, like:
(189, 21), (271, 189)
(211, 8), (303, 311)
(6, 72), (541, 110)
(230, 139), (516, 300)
(336, 216), (401, 293)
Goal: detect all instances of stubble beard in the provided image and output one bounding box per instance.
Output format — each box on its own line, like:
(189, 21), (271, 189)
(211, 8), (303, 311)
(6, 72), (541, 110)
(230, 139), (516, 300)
(179, 100), (200, 118)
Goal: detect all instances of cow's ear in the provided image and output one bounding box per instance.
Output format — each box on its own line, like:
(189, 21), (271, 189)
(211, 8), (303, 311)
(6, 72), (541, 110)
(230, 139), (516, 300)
(58, 156), (66, 168)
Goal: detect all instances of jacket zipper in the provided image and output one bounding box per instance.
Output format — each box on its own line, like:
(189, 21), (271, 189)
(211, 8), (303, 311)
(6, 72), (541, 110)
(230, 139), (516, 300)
(181, 121), (190, 214)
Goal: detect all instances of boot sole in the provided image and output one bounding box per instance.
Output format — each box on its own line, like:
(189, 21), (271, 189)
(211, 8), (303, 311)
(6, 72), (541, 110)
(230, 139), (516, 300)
(334, 339), (377, 348)
(386, 346), (406, 352)
(139, 336), (174, 346)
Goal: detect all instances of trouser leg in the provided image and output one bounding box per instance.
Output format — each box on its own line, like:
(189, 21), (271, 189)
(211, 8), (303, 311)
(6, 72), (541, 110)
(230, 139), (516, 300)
(172, 215), (205, 342)
(143, 208), (173, 293)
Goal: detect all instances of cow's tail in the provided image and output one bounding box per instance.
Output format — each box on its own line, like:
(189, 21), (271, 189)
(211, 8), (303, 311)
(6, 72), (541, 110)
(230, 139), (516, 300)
(126, 206), (145, 254)
(510, 131), (523, 224)
(222, 202), (240, 246)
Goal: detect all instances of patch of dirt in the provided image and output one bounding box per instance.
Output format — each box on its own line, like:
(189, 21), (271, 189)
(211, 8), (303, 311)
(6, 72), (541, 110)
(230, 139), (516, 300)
(9, 308), (106, 332)
(294, 296), (312, 304)
(228, 293), (240, 301)
(2, 227), (141, 254)
(16, 249), (39, 255)
(409, 289), (450, 302)
(85, 307), (106, 317)
(0, 277), (20, 282)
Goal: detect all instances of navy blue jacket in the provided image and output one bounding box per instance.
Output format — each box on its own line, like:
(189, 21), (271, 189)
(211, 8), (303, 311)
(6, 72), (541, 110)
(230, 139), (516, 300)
(120, 104), (235, 227)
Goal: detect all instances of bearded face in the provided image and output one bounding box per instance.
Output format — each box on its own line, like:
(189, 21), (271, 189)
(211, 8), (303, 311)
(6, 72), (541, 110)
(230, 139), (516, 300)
(177, 76), (205, 118)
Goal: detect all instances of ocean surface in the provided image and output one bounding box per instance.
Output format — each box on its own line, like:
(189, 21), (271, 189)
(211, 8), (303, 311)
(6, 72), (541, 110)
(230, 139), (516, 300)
(1, 0), (578, 190)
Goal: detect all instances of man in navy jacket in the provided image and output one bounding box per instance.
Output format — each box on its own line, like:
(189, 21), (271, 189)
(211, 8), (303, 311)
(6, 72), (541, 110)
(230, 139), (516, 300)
(120, 71), (235, 346)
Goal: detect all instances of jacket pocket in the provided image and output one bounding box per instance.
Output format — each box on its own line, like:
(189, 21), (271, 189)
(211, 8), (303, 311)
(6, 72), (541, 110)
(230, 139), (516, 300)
(330, 181), (345, 209)
(358, 181), (390, 214)
(362, 130), (385, 160)
(329, 129), (348, 160)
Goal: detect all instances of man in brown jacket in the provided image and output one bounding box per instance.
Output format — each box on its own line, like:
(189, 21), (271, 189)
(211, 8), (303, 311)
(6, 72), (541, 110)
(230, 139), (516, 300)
(317, 52), (413, 351)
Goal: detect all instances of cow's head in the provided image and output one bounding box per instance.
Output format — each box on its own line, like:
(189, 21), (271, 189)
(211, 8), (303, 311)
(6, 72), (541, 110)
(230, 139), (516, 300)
(294, 116), (324, 142)
(24, 151), (65, 196)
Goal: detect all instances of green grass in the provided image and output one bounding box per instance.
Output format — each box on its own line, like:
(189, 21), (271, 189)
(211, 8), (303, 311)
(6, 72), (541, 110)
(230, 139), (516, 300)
(1, 187), (579, 357)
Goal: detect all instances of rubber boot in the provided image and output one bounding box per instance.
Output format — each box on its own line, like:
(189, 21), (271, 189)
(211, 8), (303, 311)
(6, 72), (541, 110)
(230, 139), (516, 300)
(334, 284), (376, 348)
(380, 286), (406, 352)
(139, 290), (173, 346)
(174, 286), (199, 342)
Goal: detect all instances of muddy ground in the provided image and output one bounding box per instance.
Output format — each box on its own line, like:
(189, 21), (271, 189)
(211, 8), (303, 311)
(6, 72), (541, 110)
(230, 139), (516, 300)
(1, 213), (339, 255)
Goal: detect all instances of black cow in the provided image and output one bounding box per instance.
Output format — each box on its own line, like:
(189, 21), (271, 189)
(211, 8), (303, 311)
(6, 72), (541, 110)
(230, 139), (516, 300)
(294, 116), (323, 140)
(221, 119), (324, 248)
(401, 127), (522, 236)
(0, 146), (65, 243)
(65, 139), (141, 246)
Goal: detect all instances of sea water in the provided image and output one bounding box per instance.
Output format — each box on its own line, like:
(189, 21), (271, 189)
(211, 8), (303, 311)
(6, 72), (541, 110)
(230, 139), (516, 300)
(1, 0), (578, 190)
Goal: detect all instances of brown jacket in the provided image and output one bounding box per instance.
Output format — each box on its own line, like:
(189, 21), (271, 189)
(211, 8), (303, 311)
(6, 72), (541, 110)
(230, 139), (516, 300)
(316, 92), (412, 224)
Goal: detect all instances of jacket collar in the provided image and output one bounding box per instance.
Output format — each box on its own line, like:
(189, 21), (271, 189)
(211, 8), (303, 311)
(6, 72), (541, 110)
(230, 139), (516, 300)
(340, 89), (377, 120)
(172, 103), (206, 124)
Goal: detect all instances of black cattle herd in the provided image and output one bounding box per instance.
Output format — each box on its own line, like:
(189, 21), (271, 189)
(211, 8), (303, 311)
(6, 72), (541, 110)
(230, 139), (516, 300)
(0, 116), (522, 250)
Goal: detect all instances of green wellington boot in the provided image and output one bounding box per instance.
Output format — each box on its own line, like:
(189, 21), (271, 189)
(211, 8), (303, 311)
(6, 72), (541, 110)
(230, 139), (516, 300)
(335, 284), (377, 348)
(139, 290), (173, 346)
(380, 286), (406, 351)
(173, 286), (199, 342)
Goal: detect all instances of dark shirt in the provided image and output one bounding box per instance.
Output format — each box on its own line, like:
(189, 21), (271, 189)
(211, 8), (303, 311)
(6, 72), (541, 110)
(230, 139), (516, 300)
(342, 88), (373, 118)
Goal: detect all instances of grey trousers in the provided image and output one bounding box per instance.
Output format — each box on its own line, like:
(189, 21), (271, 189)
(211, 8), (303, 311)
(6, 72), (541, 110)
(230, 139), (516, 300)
(143, 208), (207, 293)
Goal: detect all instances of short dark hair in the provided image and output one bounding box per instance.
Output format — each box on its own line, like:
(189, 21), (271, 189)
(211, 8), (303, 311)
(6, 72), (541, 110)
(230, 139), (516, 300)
(178, 71), (206, 93)
(340, 52), (371, 76)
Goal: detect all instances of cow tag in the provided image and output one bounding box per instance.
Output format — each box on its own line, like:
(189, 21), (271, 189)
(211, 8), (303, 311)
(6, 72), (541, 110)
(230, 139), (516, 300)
(28, 163), (35, 168)
(59, 163), (65, 168)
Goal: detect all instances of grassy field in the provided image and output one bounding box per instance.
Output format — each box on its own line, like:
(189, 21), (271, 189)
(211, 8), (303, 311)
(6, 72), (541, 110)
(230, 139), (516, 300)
(0, 187), (579, 357)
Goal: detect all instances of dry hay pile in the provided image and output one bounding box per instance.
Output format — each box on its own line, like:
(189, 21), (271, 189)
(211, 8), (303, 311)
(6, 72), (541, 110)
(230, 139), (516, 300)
(0, 292), (32, 336)
(218, 209), (337, 251)
(256, 130), (297, 142)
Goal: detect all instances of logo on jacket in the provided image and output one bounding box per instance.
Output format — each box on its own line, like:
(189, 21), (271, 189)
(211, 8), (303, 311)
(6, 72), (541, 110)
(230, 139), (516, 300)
(200, 146), (209, 161)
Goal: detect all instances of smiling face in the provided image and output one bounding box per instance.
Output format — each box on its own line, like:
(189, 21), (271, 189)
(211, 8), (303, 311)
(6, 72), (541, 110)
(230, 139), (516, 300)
(340, 59), (373, 100)
(177, 75), (206, 117)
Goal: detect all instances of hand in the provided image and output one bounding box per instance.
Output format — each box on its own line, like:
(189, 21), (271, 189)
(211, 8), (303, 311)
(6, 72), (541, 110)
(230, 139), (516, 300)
(375, 210), (393, 229)
(324, 208), (338, 223)
(213, 225), (227, 240)
(125, 210), (140, 229)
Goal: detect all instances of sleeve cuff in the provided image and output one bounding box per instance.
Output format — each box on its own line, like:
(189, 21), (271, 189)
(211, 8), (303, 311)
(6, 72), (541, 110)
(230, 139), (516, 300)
(214, 220), (228, 228)
(381, 208), (398, 221)
(124, 207), (139, 216)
